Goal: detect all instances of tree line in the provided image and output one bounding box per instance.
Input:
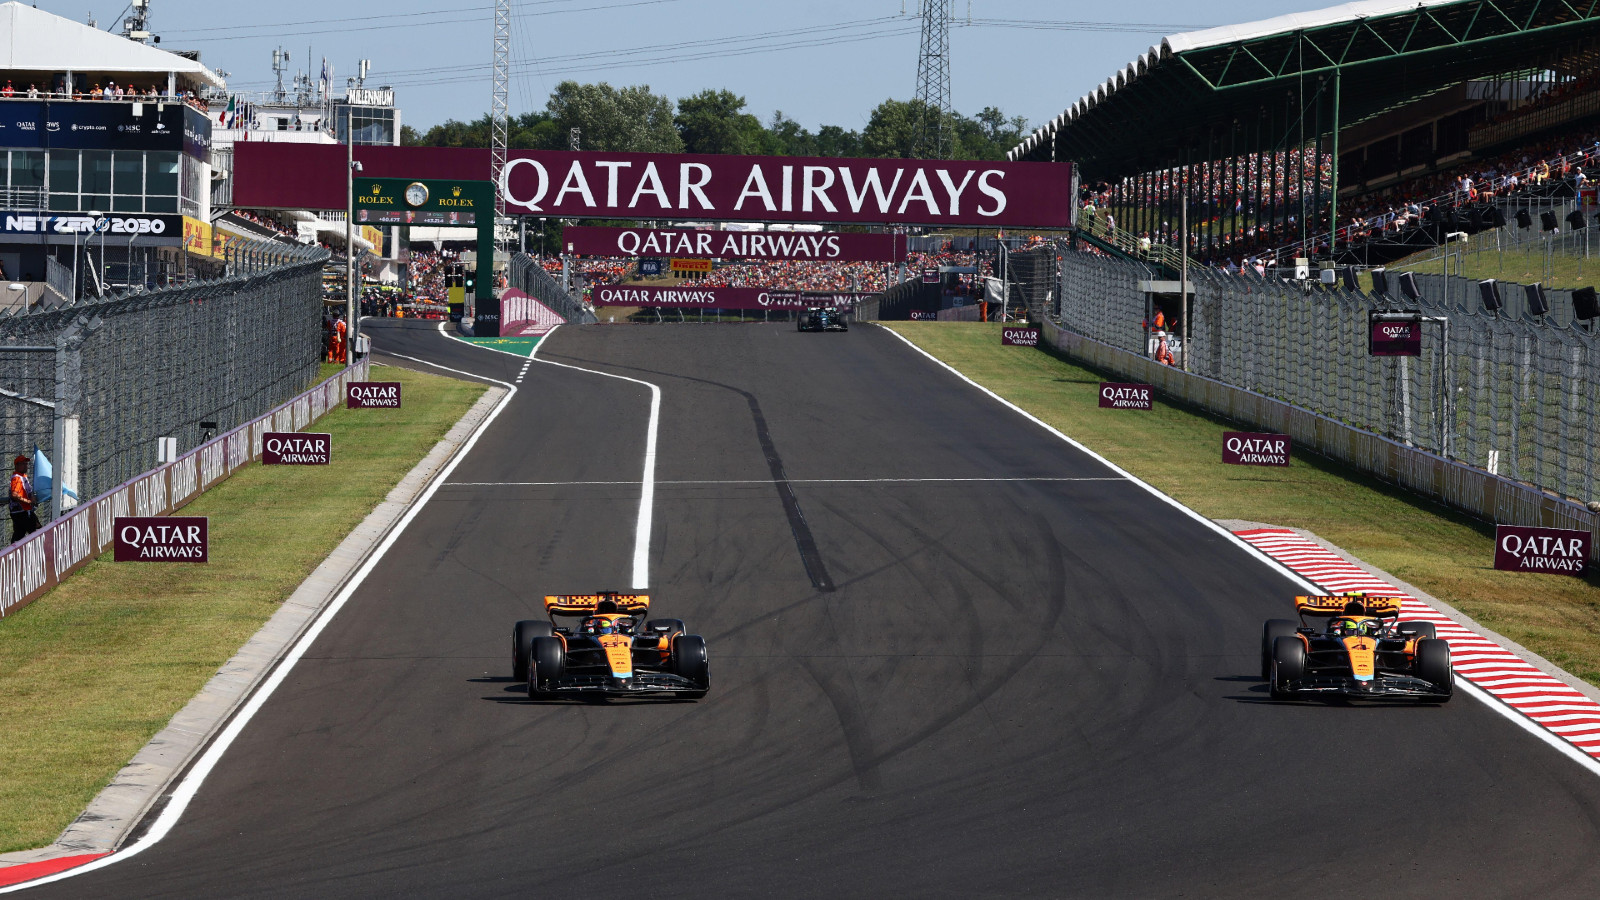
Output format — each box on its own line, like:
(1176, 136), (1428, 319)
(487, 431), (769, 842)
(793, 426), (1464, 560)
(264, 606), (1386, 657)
(403, 81), (1029, 160)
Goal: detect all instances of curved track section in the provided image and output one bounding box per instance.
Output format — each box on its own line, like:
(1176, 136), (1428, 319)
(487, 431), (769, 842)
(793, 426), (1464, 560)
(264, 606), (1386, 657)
(23, 321), (1600, 898)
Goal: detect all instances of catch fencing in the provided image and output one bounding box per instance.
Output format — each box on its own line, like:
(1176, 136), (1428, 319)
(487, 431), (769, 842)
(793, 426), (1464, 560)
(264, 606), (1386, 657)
(1054, 242), (1600, 515)
(0, 240), (329, 518)
(508, 253), (598, 324)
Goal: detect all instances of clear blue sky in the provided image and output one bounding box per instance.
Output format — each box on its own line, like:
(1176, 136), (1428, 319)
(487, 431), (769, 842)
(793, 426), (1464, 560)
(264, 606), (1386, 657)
(37, 1), (1336, 136)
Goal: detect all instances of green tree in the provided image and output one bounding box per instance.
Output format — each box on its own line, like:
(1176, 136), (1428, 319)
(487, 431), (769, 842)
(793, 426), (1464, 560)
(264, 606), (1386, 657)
(546, 81), (682, 153)
(861, 98), (924, 158)
(675, 88), (763, 155)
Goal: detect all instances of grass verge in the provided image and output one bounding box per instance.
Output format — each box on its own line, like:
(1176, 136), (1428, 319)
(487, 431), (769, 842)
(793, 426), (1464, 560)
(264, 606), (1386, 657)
(0, 364), (486, 853)
(884, 321), (1600, 684)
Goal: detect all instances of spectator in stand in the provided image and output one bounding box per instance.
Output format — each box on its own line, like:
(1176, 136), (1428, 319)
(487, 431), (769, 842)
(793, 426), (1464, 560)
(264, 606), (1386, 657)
(1, 81), (13, 98)
(26, 84), (38, 99)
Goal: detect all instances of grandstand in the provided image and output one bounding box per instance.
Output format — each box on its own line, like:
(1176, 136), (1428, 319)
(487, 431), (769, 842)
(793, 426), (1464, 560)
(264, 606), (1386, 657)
(1010, 0), (1600, 272)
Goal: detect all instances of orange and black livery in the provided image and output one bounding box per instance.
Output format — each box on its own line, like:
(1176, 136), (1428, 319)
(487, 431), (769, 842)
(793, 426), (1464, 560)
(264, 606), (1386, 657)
(510, 592), (709, 700)
(1261, 594), (1453, 701)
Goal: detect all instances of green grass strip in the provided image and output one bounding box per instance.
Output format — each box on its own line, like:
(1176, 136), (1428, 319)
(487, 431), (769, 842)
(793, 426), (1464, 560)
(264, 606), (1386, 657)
(884, 321), (1600, 684)
(0, 365), (485, 853)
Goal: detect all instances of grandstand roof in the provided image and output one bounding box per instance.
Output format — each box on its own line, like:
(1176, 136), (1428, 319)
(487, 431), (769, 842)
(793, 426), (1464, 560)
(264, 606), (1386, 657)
(1010, 0), (1600, 178)
(0, 2), (222, 88)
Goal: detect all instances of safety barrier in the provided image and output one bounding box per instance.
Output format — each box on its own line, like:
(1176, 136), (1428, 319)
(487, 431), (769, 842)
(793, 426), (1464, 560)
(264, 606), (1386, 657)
(0, 359), (369, 621)
(1038, 318), (1600, 560)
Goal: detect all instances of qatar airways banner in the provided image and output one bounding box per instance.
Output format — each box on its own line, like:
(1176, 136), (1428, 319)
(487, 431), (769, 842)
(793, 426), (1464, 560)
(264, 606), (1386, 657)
(232, 144), (1076, 228)
(563, 226), (905, 262)
(592, 284), (868, 310)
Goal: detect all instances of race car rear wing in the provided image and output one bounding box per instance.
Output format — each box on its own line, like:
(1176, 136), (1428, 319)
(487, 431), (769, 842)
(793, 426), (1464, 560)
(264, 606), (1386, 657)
(544, 593), (651, 617)
(1295, 594), (1402, 617)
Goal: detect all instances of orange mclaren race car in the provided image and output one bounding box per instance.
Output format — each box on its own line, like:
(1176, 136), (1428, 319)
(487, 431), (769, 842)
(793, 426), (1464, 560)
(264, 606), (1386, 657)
(1261, 595), (1453, 701)
(511, 593), (709, 700)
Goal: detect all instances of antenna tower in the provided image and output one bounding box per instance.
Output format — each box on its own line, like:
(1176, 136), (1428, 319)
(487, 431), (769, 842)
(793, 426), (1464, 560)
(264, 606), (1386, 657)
(491, 0), (511, 214)
(912, 0), (953, 159)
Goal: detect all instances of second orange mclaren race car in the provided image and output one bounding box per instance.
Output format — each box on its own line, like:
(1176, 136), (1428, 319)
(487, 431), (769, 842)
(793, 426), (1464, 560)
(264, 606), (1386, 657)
(1261, 594), (1453, 702)
(511, 593), (709, 700)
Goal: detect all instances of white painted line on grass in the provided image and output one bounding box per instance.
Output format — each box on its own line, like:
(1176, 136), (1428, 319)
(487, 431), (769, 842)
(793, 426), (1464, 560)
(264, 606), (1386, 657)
(2, 352), (519, 892)
(874, 324), (1600, 782)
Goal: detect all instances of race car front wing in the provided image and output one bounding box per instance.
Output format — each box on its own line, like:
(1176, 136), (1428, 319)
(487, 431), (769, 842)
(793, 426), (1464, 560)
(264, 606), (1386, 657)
(1279, 672), (1450, 699)
(535, 671), (704, 696)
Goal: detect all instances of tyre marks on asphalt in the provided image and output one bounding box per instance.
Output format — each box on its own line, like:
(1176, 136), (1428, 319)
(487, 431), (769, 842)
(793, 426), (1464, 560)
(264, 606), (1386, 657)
(741, 389), (834, 593)
(1238, 527), (1600, 770)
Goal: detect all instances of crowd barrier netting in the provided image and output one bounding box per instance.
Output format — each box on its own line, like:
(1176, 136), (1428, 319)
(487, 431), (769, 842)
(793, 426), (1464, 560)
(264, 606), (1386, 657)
(1050, 242), (1600, 557)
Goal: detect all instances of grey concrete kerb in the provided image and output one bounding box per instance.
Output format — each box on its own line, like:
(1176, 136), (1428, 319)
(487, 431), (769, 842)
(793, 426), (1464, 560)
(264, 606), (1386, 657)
(1220, 518), (1600, 707)
(0, 382), (508, 869)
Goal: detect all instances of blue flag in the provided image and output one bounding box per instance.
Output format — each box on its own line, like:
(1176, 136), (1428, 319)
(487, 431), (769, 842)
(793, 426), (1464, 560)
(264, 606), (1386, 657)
(32, 446), (77, 508)
(32, 446), (50, 507)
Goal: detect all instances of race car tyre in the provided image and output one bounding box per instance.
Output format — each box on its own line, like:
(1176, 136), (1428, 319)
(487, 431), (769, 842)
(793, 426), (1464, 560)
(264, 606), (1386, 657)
(1270, 636), (1306, 700)
(672, 634), (710, 697)
(529, 636), (565, 698)
(1399, 621), (1438, 640)
(512, 620), (554, 682)
(1261, 619), (1298, 679)
(645, 618), (686, 640)
(1415, 637), (1453, 698)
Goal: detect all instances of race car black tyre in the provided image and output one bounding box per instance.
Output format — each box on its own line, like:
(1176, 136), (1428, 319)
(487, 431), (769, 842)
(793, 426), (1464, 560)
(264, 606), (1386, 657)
(1416, 637), (1453, 697)
(528, 636), (565, 698)
(672, 634), (709, 694)
(1399, 621), (1438, 640)
(645, 618), (686, 639)
(1270, 636), (1306, 700)
(512, 620), (554, 682)
(1261, 619), (1298, 679)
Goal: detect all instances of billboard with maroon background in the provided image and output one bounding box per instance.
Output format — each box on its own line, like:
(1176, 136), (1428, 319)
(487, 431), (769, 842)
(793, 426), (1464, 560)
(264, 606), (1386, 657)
(1098, 383), (1153, 409)
(564, 226), (905, 262)
(1001, 327), (1039, 346)
(113, 517), (208, 563)
(1369, 312), (1423, 356)
(1222, 432), (1291, 466)
(1493, 525), (1589, 575)
(232, 145), (1076, 228)
(591, 285), (868, 310)
(262, 433), (332, 465)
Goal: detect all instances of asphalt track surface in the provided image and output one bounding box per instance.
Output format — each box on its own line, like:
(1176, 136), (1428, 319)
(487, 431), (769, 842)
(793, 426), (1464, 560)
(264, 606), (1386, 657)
(27, 320), (1600, 898)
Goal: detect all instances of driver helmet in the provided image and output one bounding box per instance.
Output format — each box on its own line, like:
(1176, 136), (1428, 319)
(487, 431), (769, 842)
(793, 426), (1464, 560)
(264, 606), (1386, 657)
(596, 619), (616, 636)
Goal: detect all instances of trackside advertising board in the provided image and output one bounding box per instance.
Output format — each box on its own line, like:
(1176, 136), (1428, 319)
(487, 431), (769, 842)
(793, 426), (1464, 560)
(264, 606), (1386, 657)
(347, 382), (401, 409)
(1222, 432), (1291, 466)
(1369, 312), (1423, 356)
(563, 226), (905, 262)
(0, 361), (369, 620)
(113, 517), (207, 562)
(1494, 525), (1589, 575)
(262, 432), (331, 465)
(1098, 383), (1153, 409)
(1001, 327), (1039, 346)
(591, 285), (869, 310)
(232, 144), (1076, 228)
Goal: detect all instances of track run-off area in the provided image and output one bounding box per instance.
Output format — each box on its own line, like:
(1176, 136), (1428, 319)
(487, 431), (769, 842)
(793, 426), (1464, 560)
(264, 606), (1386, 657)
(18, 319), (1600, 898)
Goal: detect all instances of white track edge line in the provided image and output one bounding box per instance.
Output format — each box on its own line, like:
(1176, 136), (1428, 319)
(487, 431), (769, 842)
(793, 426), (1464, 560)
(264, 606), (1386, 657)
(876, 324), (1600, 781)
(2, 349), (520, 892)
(435, 322), (657, 589)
